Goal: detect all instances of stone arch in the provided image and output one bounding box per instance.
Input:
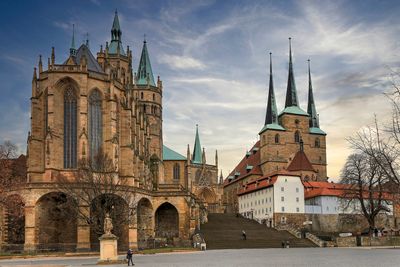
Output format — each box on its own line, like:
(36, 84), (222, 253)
(90, 193), (129, 251)
(137, 198), (154, 249)
(35, 192), (77, 251)
(198, 187), (216, 204)
(154, 202), (179, 241)
(1, 194), (25, 251)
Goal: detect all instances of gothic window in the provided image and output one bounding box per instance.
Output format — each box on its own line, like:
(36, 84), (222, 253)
(64, 87), (77, 169)
(275, 134), (280, 144)
(294, 130), (300, 143)
(173, 163), (180, 180)
(89, 90), (102, 162)
(141, 92), (144, 99)
(153, 93), (155, 101)
(315, 138), (320, 148)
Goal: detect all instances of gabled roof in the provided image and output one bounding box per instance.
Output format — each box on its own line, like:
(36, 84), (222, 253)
(287, 150), (315, 172)
(163, 145), (186, 161)
(224, 141), (262, 187)
(64, 44), (104, 73)
(259, 123), (285, 134)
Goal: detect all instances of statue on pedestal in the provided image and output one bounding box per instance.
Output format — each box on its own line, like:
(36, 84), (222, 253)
(104, 213), (113, 235)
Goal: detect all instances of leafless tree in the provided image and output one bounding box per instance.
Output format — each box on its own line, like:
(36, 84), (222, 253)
(56, 149), (137, 239)
(340, 153), (392, 232)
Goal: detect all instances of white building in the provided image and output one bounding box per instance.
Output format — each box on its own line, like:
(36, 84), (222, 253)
(238, 173), (305, 225)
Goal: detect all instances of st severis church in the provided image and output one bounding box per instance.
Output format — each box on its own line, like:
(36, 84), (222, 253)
(0, 12), (223, 252)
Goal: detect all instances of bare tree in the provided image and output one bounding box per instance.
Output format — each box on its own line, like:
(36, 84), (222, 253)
(340, 153), (392, 232)
(56, 149), (137, 239)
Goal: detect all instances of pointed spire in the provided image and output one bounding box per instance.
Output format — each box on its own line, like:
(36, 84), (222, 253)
(38, 55), (43, 73)
(215, 149), (218, 167)
(307, 59), (319, 128)
(51, 47), (55, 65)
(70, 24), (76, 57)
(136, 39), (156, 86)
(85, 32), (90, 48)
(265, 52), (278, 125)
(187, 144), (191, 164)
(219, 170), (223, 184)
(192, 124), (202, 164)
(285, 37), (299, 107)
(111, 10), (121, 41)
(108, 10), (125, 55)
(32, 67), (37, 81)
(202, 147), (206, 165)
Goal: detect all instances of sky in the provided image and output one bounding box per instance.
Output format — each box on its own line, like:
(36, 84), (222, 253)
(0, 0), (399, 181)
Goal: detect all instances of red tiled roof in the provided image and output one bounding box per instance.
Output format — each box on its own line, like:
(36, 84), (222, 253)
(303, 181), (394, 200)
(287, 150), (315, 172)
(223, 141), (262, 187)
(237, 170), (301, 196)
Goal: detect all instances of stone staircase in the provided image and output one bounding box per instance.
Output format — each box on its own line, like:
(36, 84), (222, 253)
(200, 213), (316, 249)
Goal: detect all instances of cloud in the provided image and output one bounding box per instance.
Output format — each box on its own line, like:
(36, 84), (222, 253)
(158, 54), (205, 70)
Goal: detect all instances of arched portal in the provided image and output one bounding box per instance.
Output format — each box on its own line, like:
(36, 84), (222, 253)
(198, 187), (216, 204)
(2, 194), (25, 251)
(155, 202), (179, 242)
(90, 194), (129, 251)
(137, 198), (153, 249)
(35, 192), (77, 251)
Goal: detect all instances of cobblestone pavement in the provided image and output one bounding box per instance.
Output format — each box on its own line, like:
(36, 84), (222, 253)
(1, 248), (400, 267)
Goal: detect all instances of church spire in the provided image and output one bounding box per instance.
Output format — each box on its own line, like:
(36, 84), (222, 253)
(136, 38), (156, 86)
(70, 24), (76, 57)
(307, 60), (319, 128)
(111, 10), (121, 42)
(192, 124), (202, 164)
(108, 10), (125, 55)
(285, 37), (299, 107)
(265, 52), (278, 125)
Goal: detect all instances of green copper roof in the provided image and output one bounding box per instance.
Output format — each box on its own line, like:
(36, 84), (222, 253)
(192, 125), (203, 164)
(259, 123), (286, 134)
(136, 40), (156, 86)
(163, 145), (186, 161)
(309, 127), (326, 135)
(70, 24), (76, 57)
(109, 11), (126, 55)
(279, 106), (309, 116)
(285, 38), (299, 108)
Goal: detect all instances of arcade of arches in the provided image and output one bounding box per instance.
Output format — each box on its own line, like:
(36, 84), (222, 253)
(0, 190), (195, 252)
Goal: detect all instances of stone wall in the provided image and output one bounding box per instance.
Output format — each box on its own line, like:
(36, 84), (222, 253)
(336, 236), (357, 247)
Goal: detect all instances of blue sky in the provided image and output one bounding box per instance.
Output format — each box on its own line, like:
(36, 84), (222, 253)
(1, 0), (400, 180)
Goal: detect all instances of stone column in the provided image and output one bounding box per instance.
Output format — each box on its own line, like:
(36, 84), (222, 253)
(76, 205), (91, 252)
(128, 209), (138, 250)
(24, 205), (36, 251)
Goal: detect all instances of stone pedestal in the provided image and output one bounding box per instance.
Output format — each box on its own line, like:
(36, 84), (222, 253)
(98, 234), (118, 262)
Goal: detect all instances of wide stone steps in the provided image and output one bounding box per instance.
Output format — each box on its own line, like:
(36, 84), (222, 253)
(200, 213), (316, 249)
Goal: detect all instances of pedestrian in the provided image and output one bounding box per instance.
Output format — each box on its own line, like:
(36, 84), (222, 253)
(281, 240), (285, 248)
(126, 248), (134, 266)
(242, 230), (247, 240)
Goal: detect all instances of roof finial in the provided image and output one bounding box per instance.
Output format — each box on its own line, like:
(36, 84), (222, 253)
(85, 32), (90, 48)
(144, 33), (146, 43)
(289, 37), (292, 62)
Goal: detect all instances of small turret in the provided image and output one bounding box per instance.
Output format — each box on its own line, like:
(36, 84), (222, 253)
(38, 55), (43, 73)
(32, 67), (37, 97)
(202, 147), (206, 165)
(51, 47), (55, 65)
(219, 170), (224, 184)
(70, 24), (76, 57)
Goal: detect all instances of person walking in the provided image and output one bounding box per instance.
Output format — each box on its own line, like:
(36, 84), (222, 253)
(242, 230), (247, 240)
(127, 248), (134, 266)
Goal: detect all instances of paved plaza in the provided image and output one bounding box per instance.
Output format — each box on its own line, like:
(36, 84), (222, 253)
(0, 248), (400, 267)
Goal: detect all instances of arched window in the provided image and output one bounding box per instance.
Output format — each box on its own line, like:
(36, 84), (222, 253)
(275, 134), (280, 144)
(141, 92), (144, 99)
(64, 87), (77, 168)
(153, 93), (155, 101)
(315, 138), (320, 148)
(89, 90), (102, 163)
(173, 163), (180, 180)
(294, 131), (300, 143)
